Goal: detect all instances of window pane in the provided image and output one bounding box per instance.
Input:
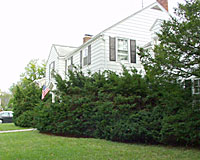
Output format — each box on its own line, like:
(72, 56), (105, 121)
(118, 50), (128, 55)
(83, 57), (88, 66)
(118, 39), (128, 51)
(84, 48), (88, 57)
(118, 54), (128, 61)
(2, 112), (9, 116)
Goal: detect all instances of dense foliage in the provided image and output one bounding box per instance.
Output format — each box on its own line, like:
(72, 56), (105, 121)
(34, 68), (199, 146)
(13, 0), (200, 147)
(11, 59), (47, 127)
(12, 84), (41, 127)
(139, 0), (200, 80)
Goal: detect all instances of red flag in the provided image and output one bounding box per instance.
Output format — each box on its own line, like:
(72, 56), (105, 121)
(41, 85), (50, 100)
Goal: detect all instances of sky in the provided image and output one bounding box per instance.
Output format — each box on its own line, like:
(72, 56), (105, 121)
(0, 0), (185, 92)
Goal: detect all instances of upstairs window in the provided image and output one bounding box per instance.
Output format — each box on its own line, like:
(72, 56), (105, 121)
(117, 39), (128, 61)
(83, 48), (88, 66)
(109, 37), (136, 63)
(82, 45), (91, 66)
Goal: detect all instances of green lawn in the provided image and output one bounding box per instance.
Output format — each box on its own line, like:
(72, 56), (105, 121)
(0, 130), (199, 160)
(0, 123), (30, 131)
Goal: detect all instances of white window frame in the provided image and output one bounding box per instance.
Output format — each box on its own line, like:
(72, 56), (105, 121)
(193, 79), (200, 94)
(83, 48), (88, 66)
(116, 37), (130, 63)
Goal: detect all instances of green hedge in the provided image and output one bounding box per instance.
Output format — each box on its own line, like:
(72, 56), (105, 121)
(34, 68), (200, 146)
(12, 83), (50, 127)
(15, 110), (35, 127)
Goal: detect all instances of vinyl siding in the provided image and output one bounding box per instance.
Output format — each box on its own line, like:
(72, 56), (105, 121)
(57, 57), (66, 79)
(102, 4), (169, 75)
(48, 3), (169, 81)
(66, 37), (105, 75)
(46, 47), (60, 86)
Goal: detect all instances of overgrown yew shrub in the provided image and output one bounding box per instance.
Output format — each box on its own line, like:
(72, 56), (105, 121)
(34, 67), (199, 146)
(13, 83), (51, 127)
(12, 83), (42, 127)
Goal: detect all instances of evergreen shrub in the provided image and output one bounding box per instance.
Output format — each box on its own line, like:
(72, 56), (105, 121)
(34, 68), (199, 146)
(13, 83), (44, 127)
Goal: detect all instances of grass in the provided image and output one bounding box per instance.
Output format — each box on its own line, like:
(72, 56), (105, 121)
(0, 130), (199, 160)
(0, 123), (30, 131)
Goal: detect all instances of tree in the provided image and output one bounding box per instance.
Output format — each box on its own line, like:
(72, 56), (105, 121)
(0, 92), (12, 110)
(139, 0), (200, 80)
(20, 59), (46, 85)
(10, 59), (47, 127)
(137, 0), (200, 146)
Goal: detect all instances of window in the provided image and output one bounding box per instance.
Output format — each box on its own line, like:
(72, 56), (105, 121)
(68, 56), (73, 71)
(83, 45), (91, 66)
(83, 48), (88, 66)
(194, 79), (200, 94)
(117, 39), (129, 61)
(109, 37), (136, 63)
(49, 61), (55, 80)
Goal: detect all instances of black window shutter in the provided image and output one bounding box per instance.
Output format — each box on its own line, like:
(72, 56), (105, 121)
(71, 56), (73, 65)
(130, 40), (136, 63)
(80, 51), (82, 68)
(65, 60), (67, 74)
(109, 37), (116, 61)
(52, 61), (55, 70)
(88, 45), (91, 65)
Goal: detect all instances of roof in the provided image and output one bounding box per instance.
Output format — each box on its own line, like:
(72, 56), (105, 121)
(53, 44), (77, 57)
(46, 44), (77, 64)
(66, 1), (170, 58)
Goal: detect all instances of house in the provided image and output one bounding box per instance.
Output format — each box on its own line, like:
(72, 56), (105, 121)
(46, 44), (77, 89)
(45, 0), (170, 92)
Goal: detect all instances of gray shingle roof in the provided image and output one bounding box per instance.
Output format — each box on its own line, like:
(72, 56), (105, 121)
(53, 44), (77, 57)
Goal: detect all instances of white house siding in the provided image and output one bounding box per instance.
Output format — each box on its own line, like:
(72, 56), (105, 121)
(82, 38), (105, 74)
(103, 4), (169, 75)
(46, 46), (59, 86)
(66, 37), (105, 75)
(47, 3), (170, 82)
(46, 45), (77, 88)
(57, 57), (66, 79)
(64, 4), (169, 76)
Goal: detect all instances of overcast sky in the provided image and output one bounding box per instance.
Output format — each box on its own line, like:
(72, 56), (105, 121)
(0, 0), (185, 92)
